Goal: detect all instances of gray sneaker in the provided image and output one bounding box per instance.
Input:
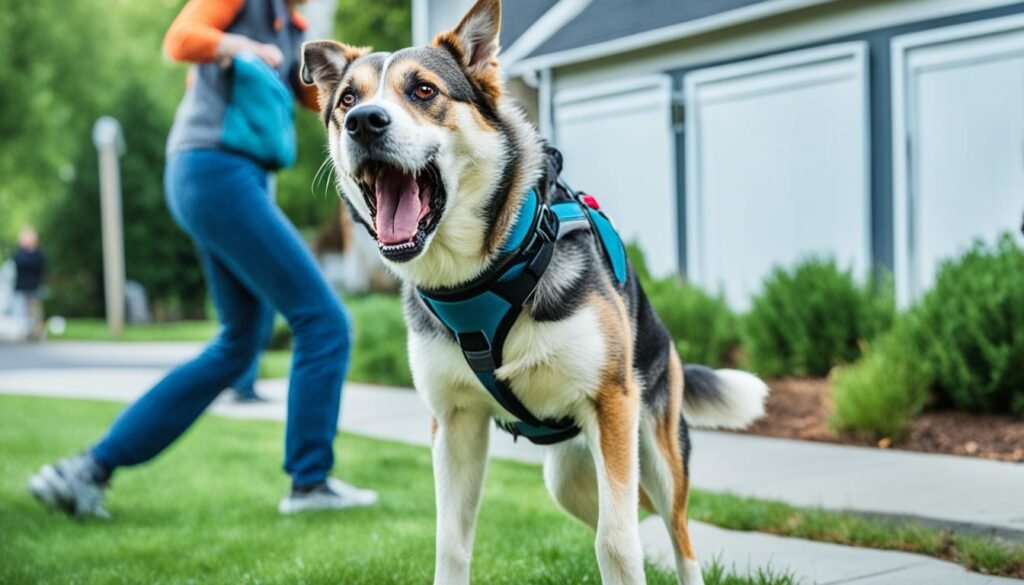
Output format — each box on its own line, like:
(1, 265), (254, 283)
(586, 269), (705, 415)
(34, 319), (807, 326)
(278, 477), (378, 515)
(28, 453), (110, 519)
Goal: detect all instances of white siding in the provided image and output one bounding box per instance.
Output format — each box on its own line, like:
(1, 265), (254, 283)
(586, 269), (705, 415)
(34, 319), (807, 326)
(685, 43), (871, 309)
(893, 15), (1024, 305)
(544, 0), (1020, 91)
(425, 0), (476, 41)
(553, 76), (679, 276)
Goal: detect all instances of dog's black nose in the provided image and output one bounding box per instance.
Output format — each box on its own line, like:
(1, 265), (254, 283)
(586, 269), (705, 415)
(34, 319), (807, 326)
(345, 106), (391, 144)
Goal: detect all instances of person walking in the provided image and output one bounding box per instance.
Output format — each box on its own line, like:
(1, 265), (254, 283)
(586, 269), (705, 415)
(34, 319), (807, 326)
(226, 306), (274, 402)
(12, 227), (46, 341)
(28, 0), (375, 518)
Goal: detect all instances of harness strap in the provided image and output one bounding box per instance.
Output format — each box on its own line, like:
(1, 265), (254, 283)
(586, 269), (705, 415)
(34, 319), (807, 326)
(418, 187), (627, 445)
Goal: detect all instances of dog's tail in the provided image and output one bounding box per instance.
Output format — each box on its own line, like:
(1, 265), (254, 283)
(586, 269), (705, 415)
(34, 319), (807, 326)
(681, 365), (769, 430)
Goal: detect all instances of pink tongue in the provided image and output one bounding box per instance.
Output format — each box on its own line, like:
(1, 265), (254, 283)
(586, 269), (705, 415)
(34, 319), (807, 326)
(375, 171), (422, 245)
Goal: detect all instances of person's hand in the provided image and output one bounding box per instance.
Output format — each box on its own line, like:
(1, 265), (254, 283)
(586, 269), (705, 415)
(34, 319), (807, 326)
(216, 33), (284, 68)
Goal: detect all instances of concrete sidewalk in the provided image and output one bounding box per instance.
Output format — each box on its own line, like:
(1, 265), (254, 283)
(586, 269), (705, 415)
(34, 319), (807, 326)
(0, 361), (1022, 584)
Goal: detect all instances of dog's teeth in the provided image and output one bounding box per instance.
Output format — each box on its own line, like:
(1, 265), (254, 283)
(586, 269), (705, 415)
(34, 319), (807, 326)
(380, 240), (417, 251)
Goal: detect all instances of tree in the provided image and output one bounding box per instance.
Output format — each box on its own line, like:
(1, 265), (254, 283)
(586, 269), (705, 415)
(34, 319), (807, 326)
(45, 81), (206, 319)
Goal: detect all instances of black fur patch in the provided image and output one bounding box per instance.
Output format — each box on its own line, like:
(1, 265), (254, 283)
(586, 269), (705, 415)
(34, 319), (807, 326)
(529, 236), (595, 322)
(402, 284), (451, 339)
(682, 364), (726, 412)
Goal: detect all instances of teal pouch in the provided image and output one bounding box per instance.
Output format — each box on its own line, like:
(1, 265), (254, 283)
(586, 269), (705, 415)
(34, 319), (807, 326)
(222, 52), (296, 170)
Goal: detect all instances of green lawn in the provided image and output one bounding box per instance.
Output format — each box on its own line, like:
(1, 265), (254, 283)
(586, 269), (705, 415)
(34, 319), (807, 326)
(59, 319), (220, 342)
(0, 395), (793, 585)
(47, 315), (1024, 577)
(58, 294), (413, 387)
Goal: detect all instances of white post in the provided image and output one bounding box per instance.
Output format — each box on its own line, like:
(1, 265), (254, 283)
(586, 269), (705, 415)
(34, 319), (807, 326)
(300, 0), (339, 40)
(538, 68), (554, 141)
(92, 117), (126, 338)
(412, 0), (430, 47)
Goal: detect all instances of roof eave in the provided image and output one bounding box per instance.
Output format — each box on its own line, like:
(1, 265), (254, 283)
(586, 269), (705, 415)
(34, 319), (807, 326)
(505, 0), (841, 76)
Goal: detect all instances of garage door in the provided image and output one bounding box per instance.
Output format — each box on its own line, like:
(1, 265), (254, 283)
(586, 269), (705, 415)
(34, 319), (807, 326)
(554, 76), (679, 277)
(892, 15), (1024, 306)
(684, 43), (871, 309)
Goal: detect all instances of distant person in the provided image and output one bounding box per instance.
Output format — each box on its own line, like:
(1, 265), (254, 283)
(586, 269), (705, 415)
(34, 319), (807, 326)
(12, 227), (46, 341)
(29, 0), (374, 518)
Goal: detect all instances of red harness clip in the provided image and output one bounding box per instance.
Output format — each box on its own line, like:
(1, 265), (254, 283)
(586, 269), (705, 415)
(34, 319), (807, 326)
(580, 194), (601, 210)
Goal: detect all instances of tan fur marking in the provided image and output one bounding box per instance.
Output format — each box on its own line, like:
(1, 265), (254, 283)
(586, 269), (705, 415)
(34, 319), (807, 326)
(658, 345), (697, 560)
(591, 292), (637, 499)
(596, 382), (639, 500)
(304, 41), (371, 109)
(430, 0), (503, 104)
(349, 64), (381, 100)
(466, 102), (499, 132)
(639, 488), (655, 513)
(486, 189), (527, 254)
(382, 62), (463, 131)
(339, 44), (372, 63)
(431, 416), (439, 443)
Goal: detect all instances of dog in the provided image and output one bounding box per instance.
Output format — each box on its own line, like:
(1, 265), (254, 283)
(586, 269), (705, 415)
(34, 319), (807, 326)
(301, 1), (768, 583)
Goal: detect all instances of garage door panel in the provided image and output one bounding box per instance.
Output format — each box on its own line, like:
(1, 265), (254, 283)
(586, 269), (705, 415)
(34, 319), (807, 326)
(686, 43), (871, 309)
(894, 16), (1024, 304)
(554, 77), (678, 277)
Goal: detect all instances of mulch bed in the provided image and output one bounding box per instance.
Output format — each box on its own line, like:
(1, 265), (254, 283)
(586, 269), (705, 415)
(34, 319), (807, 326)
(744, 378), (1024, 463)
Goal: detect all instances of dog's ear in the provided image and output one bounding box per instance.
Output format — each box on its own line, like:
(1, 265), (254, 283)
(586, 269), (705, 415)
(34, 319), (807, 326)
(301, 41), (371, 108)
(433, 0), (502, 101)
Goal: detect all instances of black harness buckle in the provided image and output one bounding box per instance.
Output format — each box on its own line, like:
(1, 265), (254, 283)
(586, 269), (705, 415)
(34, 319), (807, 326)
(457, 331), (496, 372)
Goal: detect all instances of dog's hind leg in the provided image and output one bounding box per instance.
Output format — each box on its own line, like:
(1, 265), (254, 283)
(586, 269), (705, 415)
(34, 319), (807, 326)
(585, 381), (648, 585)
(639, 350), (703, 585)
(544, 437), (599, 529)
(432, 407), (491, 585)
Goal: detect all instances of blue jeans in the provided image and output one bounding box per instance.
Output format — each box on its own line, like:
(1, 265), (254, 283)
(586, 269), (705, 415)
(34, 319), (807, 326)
(230, 306), (274, 398)
(91, 149), (351, 486)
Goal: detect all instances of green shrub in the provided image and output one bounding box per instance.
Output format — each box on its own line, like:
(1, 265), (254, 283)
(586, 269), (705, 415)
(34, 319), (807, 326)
(346, 293), (412, 387)
(830, 328), (930, 440)
(831, 235), (1024, 437)
(627, 242), (740, 367)
(901, 236), (1024, 415)
(645, 277), (741, 367)
(743, 257), (894, 378)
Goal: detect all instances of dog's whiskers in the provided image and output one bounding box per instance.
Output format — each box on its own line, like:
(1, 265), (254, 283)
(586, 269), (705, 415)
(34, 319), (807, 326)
(311, 155), (332, 198)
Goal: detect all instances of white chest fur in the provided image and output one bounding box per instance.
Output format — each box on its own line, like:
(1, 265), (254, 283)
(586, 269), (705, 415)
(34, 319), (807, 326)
(408, 305), (607, 422)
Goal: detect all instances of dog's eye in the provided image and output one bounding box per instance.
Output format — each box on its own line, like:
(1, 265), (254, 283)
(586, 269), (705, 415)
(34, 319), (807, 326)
(339, 89), (358, 108)
(411, 83), (437, 102)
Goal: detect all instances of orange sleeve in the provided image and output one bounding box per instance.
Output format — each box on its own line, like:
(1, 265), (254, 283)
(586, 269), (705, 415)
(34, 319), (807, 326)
(290, 10), (308, 32)
(164, 0), (246, 63)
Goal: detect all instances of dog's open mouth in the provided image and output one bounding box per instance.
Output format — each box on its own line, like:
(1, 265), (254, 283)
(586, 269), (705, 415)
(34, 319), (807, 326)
(357, 161), (446, 262)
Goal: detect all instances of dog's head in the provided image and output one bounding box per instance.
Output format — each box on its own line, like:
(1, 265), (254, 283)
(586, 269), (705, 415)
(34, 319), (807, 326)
(303, 0), (543, 287)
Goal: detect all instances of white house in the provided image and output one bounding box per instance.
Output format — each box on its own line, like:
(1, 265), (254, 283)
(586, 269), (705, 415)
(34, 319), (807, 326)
(415, 0), (1024, 308)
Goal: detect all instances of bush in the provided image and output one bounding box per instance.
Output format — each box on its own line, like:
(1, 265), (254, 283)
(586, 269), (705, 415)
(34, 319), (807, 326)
(743, 257), (894, 378)
(831, 235), (1024, 437)
(901, 236), (1024, 415)
(346, 294), (412, 387)
(627, 243), (740, 368)
(830, 329), (930, 440)
(644, 277), (741, 367)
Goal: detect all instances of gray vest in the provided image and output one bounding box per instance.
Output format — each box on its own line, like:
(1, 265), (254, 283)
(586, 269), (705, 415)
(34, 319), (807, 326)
(166, 0), (306, 162)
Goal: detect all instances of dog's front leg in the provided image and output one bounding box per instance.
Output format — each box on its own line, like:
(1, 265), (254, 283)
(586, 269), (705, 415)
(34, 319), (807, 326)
(432, 407), (491, 585)
(587, 385), (647, 585)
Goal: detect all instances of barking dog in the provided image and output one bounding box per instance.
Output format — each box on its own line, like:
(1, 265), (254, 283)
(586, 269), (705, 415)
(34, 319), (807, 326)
(302, 1), (768, 583)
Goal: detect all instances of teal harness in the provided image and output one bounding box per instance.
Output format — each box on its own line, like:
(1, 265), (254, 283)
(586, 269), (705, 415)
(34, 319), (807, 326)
(417, 189), (628, 444)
